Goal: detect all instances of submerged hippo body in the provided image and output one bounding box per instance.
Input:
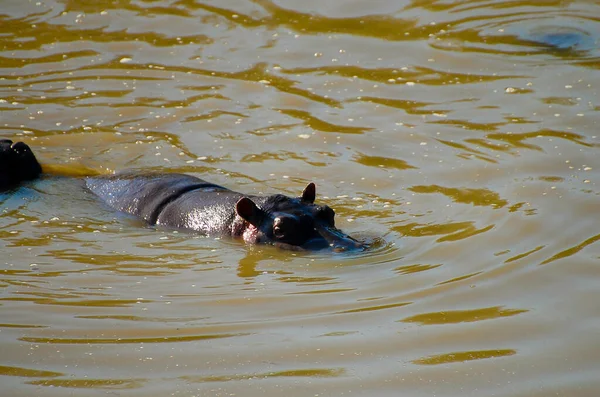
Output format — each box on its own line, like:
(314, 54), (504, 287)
(1, 140), (363, 252)
(86, 172), (362, 251)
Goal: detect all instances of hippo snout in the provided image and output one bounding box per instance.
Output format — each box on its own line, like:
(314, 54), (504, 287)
(314, 224), (365, 252)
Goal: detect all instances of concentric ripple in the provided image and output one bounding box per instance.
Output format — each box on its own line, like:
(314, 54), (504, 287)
(430, 3), (600, 61)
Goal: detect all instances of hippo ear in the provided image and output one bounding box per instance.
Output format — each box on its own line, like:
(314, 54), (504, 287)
(301, 182), (316, 204)
(235, 197), (264, 226)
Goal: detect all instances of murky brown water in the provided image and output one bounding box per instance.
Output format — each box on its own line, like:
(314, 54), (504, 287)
(2, 0), (600, 396)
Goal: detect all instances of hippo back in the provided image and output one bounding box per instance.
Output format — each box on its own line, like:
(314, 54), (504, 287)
(86, 172), (226, 224)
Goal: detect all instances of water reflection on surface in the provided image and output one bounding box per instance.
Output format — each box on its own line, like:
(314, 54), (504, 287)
(2, 0), (600, 396)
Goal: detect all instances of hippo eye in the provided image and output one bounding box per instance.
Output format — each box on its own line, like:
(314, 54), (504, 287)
(317, 207), (335, 225)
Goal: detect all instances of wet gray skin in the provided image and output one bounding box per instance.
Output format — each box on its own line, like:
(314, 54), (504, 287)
(86, 172), (365, 252)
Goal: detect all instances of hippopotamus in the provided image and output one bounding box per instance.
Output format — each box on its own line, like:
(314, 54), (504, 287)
(0, 139), (363, 252)
(0, 139), (42, 188)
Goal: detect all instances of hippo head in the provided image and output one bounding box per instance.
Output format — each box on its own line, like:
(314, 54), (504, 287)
(234, 183), (364, 252)
(0, 140), (42, 190)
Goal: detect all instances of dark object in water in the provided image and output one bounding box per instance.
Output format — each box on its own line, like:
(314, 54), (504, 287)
(0, 139), (364, 252)
(0, 139), (42, 189)
(526, 26), (595, 52)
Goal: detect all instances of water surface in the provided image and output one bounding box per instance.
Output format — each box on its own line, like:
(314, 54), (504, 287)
(2, 0), (600, 396)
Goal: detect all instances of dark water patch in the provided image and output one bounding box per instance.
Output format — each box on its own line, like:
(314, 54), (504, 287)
(284, 64), (523, 85)
(287, 288), (356, 295)
(0, 323), (47, 329)
(437, 138), (499, 162)
(402, 306), (528, 325)
(413, 349), (517, 365)
(542, 96), (580, 106)
(394, 220), (482, 239)
(28, 378), (145, 389)
(538, 176), (564, 183)
(188, 1), (421, 41)
(0, 365), (63, 378)
(0, 11), (210, 51)
(1, 297), (149, 307)
(505, 245), (545, 264)
(436, 271), (482, 285)
(276, 108), (372, 134)
(540, 233), (600, 265)
(487, 129), (595, 149)
(354, 154), (417, 170)
(395, 263), (442, 275)
(436, 224), (494, 242)
(335, 301), (411, 314)
(75, 315), (209, 323)
(430, 118), (505, 132)
(181, 367), (345, 383)
(277, 276), (337, 284)
(353, 96), (449, 116)
(20, 332), (248, 344)
(408, 185), (509, 208)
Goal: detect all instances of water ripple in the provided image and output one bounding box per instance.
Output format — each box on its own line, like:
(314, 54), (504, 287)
(429, 4), (600, 61)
